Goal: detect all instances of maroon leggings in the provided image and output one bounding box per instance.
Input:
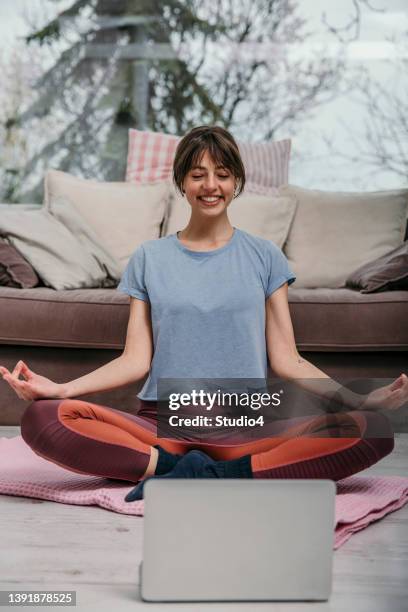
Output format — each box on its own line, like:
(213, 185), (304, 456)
(20, 398), (394, 483)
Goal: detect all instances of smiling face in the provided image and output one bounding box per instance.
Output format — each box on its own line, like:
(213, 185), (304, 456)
(182, 149), (236, 213)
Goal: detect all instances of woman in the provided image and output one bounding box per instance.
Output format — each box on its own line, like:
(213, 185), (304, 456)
(1, 125), (406, 502)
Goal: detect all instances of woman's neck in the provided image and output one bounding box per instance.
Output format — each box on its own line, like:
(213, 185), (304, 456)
(179, 216), (234, 244)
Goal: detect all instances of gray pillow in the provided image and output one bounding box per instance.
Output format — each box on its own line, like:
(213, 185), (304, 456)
(0, 204), (121, 290)
(0, 239), (40, 288)
(345, 242), (408, 293)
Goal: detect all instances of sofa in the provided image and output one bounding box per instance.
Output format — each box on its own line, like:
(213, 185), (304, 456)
(1, 211), (407, 429)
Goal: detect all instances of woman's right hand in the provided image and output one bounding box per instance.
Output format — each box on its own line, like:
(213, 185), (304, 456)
(0, 360), (65, 401)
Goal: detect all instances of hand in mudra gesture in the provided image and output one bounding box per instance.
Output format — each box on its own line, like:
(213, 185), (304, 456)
(0, 360), (62, 401)
(359, 373), (408, 412)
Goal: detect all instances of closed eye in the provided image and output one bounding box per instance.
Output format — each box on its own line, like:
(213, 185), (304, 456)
(191, 175), (230, 179)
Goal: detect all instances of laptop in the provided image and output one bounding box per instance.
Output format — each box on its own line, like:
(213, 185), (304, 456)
(139, 479), (336, 602)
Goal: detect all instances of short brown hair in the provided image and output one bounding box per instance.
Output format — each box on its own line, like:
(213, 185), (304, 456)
(173, 125), (246, 198)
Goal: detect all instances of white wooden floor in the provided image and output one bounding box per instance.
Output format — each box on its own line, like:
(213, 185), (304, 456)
(0, 427), (407, 612)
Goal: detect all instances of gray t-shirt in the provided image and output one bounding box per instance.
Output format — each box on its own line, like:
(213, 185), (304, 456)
(117, 228), (296, 401)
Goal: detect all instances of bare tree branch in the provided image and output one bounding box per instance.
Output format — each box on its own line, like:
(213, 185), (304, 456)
(322, 34), (408, 184)
(321, 0), (385, 43)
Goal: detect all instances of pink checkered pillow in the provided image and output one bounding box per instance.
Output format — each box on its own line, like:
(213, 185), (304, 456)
(126, 129), (179, 184)
(126, 129), (291, 194)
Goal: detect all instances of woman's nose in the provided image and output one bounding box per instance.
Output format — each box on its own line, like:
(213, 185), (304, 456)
(203, 175), (218, 190)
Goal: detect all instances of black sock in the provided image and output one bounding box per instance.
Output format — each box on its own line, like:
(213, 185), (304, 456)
(205, 454), (253, 478)
(126, 451), (253, 502)
(154, 445), (183, 475)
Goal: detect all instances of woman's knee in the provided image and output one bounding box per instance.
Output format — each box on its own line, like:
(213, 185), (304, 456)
(360, 409), (395, 461)
(20, 399), (61, 448)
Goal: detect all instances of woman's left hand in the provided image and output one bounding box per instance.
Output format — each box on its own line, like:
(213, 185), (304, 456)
(359, 373), (408, 412)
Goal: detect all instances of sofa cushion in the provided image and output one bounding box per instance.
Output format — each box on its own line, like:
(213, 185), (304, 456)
(126, 128), (291, 194)
(161, 189), (298, 248)
(0, 287), (129, 349)
(44, 169), (169, 271)
(280, 184), (408, 289)
(289, 288), (408, 351)
(0, 286), (406, 351)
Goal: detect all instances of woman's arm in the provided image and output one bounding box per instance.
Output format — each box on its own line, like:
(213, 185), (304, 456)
(61, 297), (153, 398)
(59, 353), (149, 399)
(265, 284), (408, 412)
(0, 297), (153, 401)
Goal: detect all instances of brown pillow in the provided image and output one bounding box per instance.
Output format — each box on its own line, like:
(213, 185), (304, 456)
(0, 240), (40, 288)
(345, 242), (408, 293)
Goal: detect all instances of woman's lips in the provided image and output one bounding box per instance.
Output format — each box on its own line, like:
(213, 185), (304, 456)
(198, 196), (223, 206)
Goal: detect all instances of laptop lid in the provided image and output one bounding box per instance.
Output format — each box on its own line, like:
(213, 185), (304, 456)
(140, 479), (336, 602)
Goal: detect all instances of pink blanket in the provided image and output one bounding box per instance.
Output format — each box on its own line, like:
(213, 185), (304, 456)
(1, 435), (407, 550)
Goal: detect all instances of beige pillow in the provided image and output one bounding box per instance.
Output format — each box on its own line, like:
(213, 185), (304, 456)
(161, 186), (297, 248)
(45, 170), (169, 271)
(50, 197), (122, 283)
(0, 206), (116, 290)
(280, 184), (408, 288)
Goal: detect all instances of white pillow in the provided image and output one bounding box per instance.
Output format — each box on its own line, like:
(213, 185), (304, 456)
(161, 186), (297, 248)
(280, 184), (408, 288)
(45, 169), (169, 271)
